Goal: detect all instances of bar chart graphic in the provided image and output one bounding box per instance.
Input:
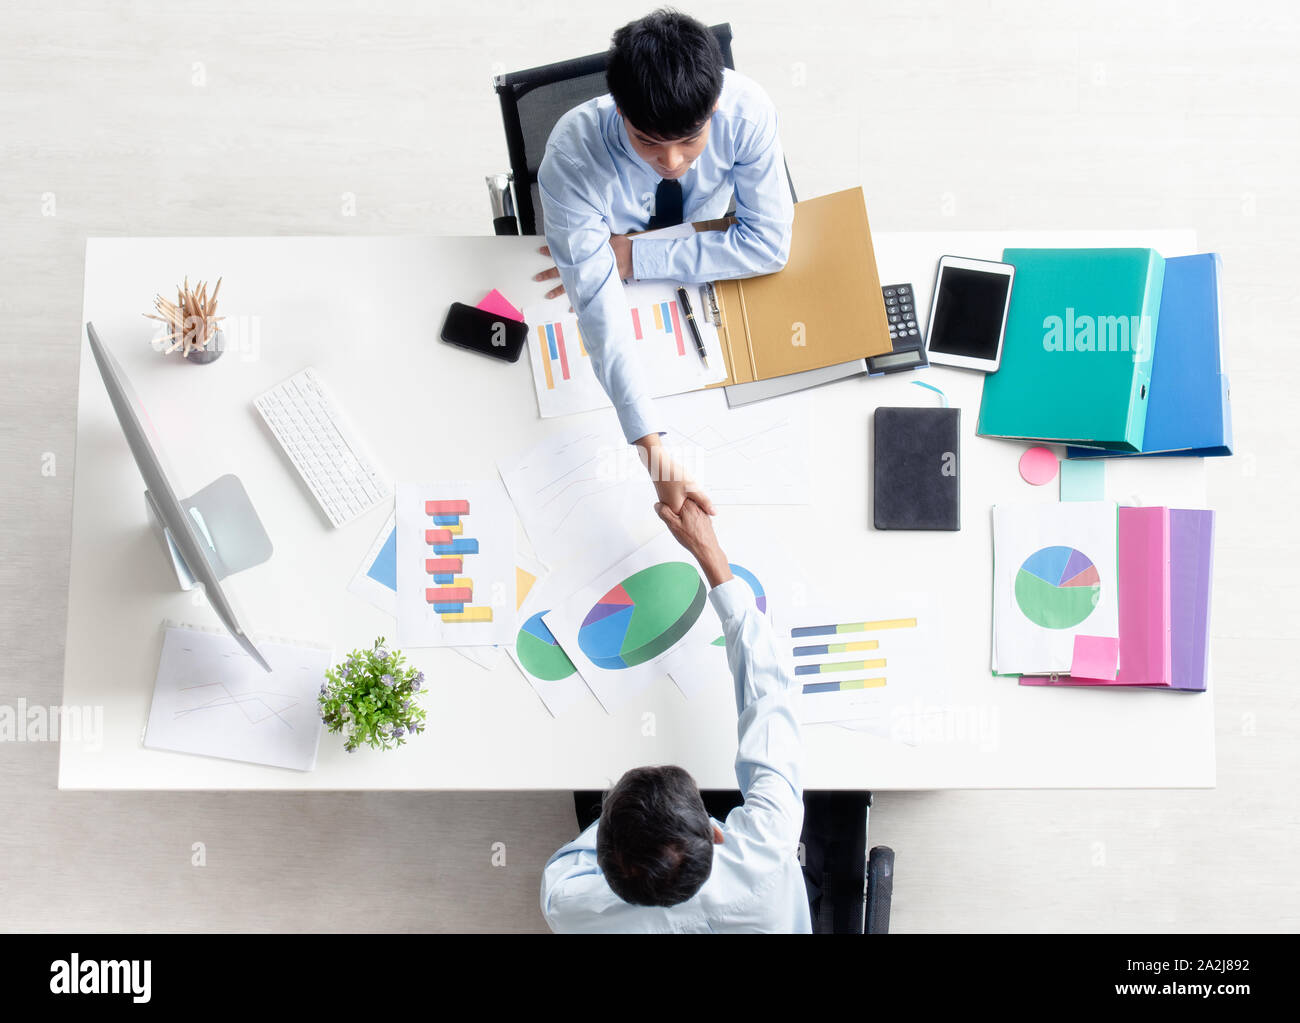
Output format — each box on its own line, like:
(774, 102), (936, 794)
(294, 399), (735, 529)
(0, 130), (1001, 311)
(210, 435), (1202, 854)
(423, 499), (493, 624)
(534, 299), (688, 391)
(789, 616), (919, 697)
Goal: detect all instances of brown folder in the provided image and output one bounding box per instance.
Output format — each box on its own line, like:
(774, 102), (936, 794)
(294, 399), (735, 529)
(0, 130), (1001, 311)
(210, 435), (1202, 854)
(691, 186), (892, 387)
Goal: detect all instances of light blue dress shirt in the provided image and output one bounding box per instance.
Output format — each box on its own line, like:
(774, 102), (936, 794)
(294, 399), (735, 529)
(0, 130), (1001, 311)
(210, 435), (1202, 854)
(540, 576), (811, 934)
(538, 68), (795, 443)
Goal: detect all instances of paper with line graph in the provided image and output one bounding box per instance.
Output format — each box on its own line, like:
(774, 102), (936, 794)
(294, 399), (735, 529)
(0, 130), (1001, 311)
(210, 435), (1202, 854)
(498, 393), (811, 567)
(785, 596), (945, 726)
(522, 276), (727, 419)
(143, 623), (331, 771)
(395, 480), (516, 647)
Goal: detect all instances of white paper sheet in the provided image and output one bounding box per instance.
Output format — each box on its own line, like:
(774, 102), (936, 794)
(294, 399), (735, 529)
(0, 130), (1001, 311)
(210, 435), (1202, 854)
(498, 394), (812, 568)
(395, 480), (516, 647)
(522, 272), (727, 419)
(346, 510), (398, 617)
(992, 501), (1119, 674)
(784, 596), (945, 726)
(542, 531), (720, 713)
(507, 567), (593, 717)
(143, 623), (330, 771)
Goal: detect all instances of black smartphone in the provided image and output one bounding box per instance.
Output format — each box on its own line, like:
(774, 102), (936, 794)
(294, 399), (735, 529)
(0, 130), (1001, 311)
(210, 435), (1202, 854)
(440, 302), (528, 363)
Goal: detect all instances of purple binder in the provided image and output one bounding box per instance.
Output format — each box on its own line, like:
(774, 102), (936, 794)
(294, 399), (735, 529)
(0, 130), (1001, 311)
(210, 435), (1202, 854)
(1169, 508), (1215, 691)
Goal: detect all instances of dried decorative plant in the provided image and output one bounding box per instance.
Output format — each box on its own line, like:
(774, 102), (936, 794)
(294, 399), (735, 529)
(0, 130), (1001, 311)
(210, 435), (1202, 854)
(145, 277), (224, 356)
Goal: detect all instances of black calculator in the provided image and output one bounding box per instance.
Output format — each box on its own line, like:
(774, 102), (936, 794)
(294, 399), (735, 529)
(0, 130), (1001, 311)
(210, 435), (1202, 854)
(867, 283), (929, 375)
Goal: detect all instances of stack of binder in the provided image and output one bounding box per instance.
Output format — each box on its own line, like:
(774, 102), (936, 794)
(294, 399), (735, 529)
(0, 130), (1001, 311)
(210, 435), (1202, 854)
(978, 248), (1232, 456)
(1020, 507), (1214, 691)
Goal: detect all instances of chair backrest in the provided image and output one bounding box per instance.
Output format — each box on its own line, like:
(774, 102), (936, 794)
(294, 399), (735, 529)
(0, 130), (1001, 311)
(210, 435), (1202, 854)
(493, 23), (736, 236)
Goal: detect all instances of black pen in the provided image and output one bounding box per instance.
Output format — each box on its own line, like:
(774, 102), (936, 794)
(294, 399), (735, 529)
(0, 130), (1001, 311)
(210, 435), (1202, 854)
(676, 286), (709, 368)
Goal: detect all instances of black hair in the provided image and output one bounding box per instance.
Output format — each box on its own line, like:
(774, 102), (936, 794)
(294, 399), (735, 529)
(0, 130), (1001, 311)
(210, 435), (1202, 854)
(606, 8), (724, 142)
(596, 765), (715, 907)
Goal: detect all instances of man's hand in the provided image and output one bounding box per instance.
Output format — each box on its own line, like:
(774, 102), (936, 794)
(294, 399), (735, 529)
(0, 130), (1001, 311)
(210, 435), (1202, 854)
(534, 235), (635, 300)
(635, 434), (714, 517)
(656, 498), (732, 588)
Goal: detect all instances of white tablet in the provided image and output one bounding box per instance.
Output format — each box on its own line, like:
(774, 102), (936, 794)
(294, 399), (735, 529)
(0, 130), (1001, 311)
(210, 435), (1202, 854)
(923, 255), (1015, 372)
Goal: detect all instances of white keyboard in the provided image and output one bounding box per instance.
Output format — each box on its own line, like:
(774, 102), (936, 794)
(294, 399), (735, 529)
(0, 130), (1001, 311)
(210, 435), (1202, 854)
(253, 368), (392, 528)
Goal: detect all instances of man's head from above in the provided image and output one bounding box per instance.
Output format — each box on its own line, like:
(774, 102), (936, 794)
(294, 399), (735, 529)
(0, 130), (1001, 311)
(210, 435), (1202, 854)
(607, 8), (724, 179)
(596, 764), (723, 907)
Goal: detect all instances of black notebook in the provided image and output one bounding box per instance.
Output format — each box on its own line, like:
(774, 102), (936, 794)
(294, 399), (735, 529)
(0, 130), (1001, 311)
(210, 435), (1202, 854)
(873, 407), (961, 530)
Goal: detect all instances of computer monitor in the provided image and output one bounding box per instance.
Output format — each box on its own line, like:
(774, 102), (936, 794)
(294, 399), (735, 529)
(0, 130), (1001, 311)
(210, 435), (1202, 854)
(84, 322), (272, 672)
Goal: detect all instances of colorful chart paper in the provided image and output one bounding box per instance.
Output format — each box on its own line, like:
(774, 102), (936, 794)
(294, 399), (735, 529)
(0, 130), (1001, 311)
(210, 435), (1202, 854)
(544, 532), (722, 712)
(517, 610), (577, 681)
(786, 597), (945, 729)
(395, 480), (515, 647)
(522, 267), (727, 419)
(992, 501), (1119, 675)
(578, 562), (707, 670)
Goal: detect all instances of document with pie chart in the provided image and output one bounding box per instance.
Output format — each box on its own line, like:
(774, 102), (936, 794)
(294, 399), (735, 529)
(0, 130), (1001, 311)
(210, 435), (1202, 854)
(542, 531), (722, 713)
(992, 501), (1119, 675)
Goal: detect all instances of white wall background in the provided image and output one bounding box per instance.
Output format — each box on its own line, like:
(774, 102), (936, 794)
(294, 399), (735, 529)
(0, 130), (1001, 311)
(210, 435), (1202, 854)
(0, 0), (1295, 931)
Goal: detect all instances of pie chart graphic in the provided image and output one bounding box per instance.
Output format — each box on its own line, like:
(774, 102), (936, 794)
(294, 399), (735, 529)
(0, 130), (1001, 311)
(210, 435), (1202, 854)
(516, 611), (576, 682)
(579, 561), (707, 669)
(1015, 545), (1101, 629)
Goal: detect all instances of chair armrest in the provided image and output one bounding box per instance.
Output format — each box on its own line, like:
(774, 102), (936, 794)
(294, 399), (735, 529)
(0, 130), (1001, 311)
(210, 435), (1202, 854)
(865, 846), (894, 934)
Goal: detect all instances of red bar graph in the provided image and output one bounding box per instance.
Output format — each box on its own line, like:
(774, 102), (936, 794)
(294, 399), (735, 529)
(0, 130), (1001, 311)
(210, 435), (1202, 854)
(425, 557), (463, 574)
(555, 322), (571, 380)
(426, 500), (469, 516)
(630, 307), (643, 340)
(425, 586), (473, 603)
(425, 528), (452, 544)
(668, 299), (685, 356)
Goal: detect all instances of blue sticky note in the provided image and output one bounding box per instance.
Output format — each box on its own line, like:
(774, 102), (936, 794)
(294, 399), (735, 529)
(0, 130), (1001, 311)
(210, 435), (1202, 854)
(1059, 459), (1105, 502)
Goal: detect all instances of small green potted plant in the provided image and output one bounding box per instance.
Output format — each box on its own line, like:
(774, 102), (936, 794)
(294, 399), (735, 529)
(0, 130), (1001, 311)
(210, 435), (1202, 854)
(318, 638), (427, 753)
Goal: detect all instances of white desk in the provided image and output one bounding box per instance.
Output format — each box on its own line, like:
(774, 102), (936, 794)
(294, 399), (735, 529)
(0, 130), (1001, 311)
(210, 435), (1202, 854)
(61, 229), (1213, 790)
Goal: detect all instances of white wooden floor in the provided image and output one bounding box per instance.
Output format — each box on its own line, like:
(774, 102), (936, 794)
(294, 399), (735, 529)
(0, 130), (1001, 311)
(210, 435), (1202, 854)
(1, 0), (1296, 932)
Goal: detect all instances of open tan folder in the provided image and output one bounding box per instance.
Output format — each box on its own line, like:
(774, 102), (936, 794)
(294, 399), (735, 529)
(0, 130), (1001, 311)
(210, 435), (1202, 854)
(690, 186), (892, 388)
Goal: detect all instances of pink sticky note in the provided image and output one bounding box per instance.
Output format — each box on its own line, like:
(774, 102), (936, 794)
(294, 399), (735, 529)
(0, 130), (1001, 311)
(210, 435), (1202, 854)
(1071, 634), (1120, 680)
(477, 288), (524, 322)
(1019, 446), (1059, 486)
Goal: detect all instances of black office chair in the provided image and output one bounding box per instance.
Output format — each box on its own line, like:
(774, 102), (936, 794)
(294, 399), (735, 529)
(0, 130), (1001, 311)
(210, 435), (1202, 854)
(576, 788), (895, 934)
(488, 22), (795, 236)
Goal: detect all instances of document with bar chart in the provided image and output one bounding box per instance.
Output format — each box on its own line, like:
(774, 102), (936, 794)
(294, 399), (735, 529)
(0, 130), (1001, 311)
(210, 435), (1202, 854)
(395, 480), (516, 647)
(785, 597), (944, 726)
(522, 278), (727, 419)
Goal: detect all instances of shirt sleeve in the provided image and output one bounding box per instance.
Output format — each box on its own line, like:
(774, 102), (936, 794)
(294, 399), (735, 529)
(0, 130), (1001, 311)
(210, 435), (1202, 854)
(539, 148), (661, 444)
(539, 820), (601, 931)
(631, 103), (794, 285)
(708, 576), (804, 850)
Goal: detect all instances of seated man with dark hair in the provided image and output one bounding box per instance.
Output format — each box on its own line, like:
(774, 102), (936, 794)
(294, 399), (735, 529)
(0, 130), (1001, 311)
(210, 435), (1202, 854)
(540, 498), (810, 932)
(534, 7), (795, 513)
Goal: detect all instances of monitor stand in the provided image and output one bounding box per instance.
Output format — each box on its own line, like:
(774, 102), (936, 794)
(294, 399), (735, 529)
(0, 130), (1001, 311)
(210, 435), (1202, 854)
(145, 474), (273, 591)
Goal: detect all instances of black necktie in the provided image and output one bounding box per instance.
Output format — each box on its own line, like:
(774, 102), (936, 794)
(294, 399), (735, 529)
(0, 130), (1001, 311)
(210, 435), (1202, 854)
(647, 178), (683, 229)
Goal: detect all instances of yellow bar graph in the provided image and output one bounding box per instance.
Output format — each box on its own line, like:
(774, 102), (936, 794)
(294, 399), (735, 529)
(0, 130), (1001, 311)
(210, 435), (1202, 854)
(577, 327), (586, 356)
(653, 304), (663, 330)
(844, 618), (916, 632)
(441, 606), (493, 623)
(538, 325), (554, 390)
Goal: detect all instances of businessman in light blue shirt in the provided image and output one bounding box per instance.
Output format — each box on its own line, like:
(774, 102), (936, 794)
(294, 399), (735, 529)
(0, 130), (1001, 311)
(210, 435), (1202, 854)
(540, 496), (811, 933)
(534, 9), (795, 512)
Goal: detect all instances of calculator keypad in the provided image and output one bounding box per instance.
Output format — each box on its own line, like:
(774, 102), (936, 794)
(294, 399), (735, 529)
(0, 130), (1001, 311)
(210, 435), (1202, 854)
(884, 283), (919, 341)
